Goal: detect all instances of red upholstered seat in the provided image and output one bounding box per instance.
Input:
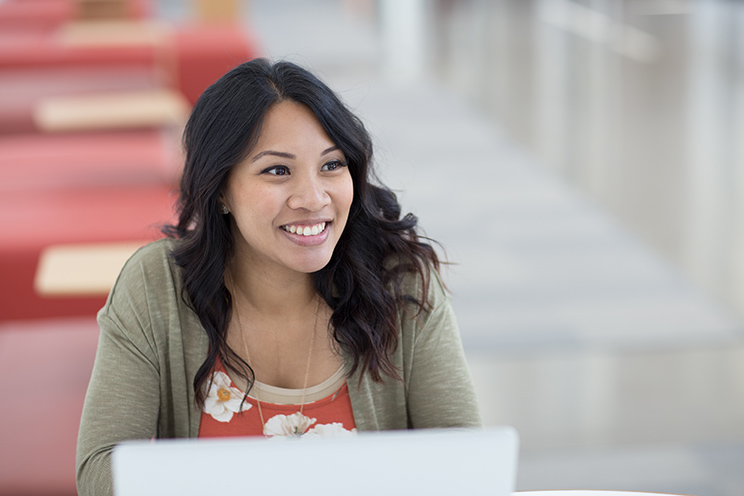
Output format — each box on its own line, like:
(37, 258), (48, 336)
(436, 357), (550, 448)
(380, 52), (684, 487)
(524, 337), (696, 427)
(0, 185), (177, 321)
(0, 317), (100, 496)
(0, 0), (151, 33)
(0, 66), (162, 133)
(2, 184), (176, 249)
(0, 0), (72, 34)
(0, 30), (161, 70)
(0, 130), (181, 190)
(0, 23), (257, 105)
(174, 23), (257, 104)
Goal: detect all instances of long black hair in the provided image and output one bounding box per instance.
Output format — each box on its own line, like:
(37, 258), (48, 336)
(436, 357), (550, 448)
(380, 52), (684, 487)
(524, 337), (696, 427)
(164, 59), (441, 406)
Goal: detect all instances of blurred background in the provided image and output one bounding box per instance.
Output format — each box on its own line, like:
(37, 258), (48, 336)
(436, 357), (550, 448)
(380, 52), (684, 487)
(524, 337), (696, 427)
(1, 0), (744, 495)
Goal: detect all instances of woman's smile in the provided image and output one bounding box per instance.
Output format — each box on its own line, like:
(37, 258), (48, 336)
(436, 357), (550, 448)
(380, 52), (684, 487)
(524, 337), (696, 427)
(280, 220), (331, 247)
(281, 221), (327, 237)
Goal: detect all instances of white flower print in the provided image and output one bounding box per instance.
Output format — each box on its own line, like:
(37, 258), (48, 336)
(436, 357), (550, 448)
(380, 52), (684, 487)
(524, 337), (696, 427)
(303, 422), (357, 439)
(203, 371), (251, 422)
(263, 412), (316, 437)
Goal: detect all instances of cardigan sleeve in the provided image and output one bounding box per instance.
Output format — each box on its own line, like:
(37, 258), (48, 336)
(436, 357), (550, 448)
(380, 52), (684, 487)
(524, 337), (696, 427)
(76, 252), (163, 496)
(403, 272), (483, 428)
(76, 238), (208, 495)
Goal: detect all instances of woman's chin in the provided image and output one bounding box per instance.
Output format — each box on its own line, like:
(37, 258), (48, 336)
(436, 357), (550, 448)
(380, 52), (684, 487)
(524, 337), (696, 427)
(286, 252), (335, 275)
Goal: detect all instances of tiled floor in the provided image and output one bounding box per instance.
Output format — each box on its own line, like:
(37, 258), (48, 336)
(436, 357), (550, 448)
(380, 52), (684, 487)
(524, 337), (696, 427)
(159, 1), (744, 494)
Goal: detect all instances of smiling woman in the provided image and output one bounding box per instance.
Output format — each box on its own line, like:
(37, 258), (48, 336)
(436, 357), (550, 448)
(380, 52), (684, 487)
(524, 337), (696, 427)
(76, 59), (482, 496)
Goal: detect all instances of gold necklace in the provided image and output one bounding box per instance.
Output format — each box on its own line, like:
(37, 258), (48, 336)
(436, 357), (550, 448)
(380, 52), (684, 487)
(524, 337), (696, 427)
(233, 294), (320, 437)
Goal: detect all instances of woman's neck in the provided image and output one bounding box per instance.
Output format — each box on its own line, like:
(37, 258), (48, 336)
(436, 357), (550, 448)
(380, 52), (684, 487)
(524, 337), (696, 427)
(225, 255), (340, 390)
(227, 261), (317, 318)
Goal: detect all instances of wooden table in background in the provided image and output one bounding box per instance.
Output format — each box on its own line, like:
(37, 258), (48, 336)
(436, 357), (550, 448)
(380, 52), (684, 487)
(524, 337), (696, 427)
(35, 240), (148, 296)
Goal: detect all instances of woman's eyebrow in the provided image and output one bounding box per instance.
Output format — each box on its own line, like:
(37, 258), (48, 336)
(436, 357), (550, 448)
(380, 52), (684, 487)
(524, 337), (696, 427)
(321, 146), (340, 156)
(251, 150), (295, 162)
(251, 146), (339, 162)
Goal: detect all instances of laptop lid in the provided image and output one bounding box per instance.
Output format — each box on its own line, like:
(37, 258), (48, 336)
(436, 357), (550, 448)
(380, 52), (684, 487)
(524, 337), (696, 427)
(113, 426), (519, 496)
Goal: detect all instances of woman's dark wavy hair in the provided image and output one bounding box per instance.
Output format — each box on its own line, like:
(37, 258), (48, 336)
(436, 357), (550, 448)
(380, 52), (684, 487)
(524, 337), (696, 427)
(164, 58), (441, 406)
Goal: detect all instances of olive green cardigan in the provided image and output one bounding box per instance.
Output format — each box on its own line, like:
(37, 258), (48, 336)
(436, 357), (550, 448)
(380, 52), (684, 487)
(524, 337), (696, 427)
(76, 238), (481, 496)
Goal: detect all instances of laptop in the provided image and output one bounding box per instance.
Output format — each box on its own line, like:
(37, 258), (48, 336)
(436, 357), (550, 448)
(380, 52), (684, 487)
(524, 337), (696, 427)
(113, 426), (519, 496)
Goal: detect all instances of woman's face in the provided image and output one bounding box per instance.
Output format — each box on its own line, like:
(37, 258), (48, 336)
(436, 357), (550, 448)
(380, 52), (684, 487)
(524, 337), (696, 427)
(222, 101), (354, 278)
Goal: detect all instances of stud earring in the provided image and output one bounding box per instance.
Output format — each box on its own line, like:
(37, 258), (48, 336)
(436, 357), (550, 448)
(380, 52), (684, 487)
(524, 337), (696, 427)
(220, 204), (229, 215)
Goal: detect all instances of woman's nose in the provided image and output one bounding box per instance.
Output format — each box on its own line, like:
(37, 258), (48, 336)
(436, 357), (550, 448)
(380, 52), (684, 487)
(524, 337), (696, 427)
(287, 173), (330, 211)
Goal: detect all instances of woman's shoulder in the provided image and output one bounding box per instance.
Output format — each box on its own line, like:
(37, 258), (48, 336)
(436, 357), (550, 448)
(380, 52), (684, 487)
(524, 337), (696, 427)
(387, 257), (449, 310)
(103, 237), (184, 313)
(126, 237), (179, 266)
(118, 237), (180, 278)
(394, 264), (455, 350)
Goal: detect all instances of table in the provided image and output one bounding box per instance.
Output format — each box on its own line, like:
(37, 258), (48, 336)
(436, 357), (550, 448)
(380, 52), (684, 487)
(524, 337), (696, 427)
(34, 240), (148, 296)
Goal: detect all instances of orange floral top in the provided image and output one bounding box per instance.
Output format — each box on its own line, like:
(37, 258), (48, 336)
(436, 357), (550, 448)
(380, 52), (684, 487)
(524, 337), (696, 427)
(198, 365), (356, 439)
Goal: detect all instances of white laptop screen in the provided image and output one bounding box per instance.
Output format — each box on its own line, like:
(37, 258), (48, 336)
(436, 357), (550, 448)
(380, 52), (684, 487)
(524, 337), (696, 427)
(113, 426), (519, 496)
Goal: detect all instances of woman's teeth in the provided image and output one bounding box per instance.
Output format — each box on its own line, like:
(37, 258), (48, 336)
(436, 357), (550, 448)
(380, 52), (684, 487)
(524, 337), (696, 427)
(283, 222), (326, 236)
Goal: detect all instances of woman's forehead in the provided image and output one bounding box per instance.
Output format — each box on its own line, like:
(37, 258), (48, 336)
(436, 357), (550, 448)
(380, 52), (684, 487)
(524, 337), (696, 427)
(248, 102), (337, 157)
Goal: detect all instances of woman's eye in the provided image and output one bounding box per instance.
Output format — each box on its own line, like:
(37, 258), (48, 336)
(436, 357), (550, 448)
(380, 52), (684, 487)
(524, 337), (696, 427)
(321, 160), (346, 172)
(263, 166), (290, 176)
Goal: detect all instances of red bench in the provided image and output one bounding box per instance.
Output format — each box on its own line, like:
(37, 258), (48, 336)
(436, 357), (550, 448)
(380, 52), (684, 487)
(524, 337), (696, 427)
(0, 129), (180, 190)
(0, 184), (177, 321)
(0, 22), (257, 105)
(0, 66), (163, 133)
(0, 317), (100, 496)
(0, 0), (151, 33)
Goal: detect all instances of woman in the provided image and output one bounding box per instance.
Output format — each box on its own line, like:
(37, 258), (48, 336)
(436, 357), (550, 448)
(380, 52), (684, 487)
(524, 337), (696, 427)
(76, 58), (481, 495)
